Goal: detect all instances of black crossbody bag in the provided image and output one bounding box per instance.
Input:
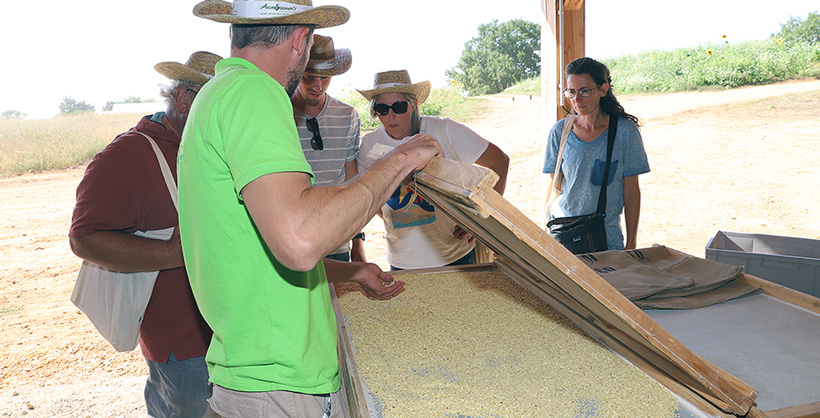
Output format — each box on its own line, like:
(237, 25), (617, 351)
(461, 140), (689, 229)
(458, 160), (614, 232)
(546, 115), (618, 254)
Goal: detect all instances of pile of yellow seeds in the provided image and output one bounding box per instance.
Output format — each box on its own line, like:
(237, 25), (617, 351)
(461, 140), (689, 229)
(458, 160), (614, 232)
(337, 270), (681, 418)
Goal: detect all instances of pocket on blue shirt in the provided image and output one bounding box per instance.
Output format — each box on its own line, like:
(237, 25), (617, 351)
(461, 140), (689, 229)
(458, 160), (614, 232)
(590, 159), (619, 186)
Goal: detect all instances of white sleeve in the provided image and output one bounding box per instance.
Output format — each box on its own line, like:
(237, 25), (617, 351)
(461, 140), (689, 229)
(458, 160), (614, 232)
(423, 117), (489, 164)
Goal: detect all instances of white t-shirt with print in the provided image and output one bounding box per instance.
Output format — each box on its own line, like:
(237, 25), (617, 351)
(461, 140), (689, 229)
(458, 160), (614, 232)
(357, 116), (489, 269)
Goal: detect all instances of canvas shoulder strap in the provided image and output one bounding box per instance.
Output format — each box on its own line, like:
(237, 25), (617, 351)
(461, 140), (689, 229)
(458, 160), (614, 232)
(135, 131), (179, 212)
(544, 114), (575, 214)
(552, 114), (575, 193)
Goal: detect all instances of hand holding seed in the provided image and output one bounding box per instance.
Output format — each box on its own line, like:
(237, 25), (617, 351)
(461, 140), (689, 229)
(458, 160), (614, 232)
(351, 262), (405, 301)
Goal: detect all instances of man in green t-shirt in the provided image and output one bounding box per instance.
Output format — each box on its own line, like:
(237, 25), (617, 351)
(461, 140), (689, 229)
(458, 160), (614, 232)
(179, 1), (442, 417)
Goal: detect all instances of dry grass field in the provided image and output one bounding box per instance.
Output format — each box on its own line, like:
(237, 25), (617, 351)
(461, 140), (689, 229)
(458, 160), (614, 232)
(1, 79), (819, 416)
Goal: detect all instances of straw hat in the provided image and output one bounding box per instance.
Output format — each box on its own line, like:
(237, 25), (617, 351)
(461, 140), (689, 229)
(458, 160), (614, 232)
(193, 0), (349, 28)
(305, 34), (351, 76)
(154, 51), (223, 85)
(357, 70), (431, 105)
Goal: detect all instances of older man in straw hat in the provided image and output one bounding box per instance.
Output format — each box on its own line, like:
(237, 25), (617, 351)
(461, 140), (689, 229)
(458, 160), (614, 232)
(70, 51), (222, 418)
(179, 1), (442, 416)
(357, 69), (509, 270)
(292, 34), (367, 263)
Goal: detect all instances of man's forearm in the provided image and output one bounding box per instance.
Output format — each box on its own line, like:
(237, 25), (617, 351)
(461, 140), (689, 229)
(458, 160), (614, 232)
(303, 149), (421, 257)
(70, 230), (183, 272)
(243, 135), (440, 271)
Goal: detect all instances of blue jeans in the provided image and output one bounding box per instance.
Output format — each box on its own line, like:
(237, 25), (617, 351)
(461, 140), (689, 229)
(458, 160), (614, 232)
(144, 352), (218, 418)
(325, 252), (350, 262)
(390, 248), (476, 271)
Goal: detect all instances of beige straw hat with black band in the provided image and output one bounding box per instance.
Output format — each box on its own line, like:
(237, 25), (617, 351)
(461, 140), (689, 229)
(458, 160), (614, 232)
(193, 0), (349, 28)
(357, 70), (431, 105)
(154, 51), (223, 85)
(305, 34), (351, 76)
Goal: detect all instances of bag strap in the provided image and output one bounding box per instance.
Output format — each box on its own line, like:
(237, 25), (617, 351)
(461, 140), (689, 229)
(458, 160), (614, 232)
(552, 114), (575, 192)
(544, 114), (575, 217)
(595, 115), (618, 215)
(135, 131), (179, 212)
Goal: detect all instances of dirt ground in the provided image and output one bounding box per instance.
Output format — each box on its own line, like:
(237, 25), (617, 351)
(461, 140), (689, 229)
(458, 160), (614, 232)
(1, 79), (819, 417)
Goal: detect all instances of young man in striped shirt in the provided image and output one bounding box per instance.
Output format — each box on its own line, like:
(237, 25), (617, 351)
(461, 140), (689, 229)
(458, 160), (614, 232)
(292, 34), (366, 262)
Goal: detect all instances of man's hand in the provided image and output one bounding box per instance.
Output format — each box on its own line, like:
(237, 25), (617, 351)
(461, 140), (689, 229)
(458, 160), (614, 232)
(325, 260), (405, 300)
(349, 262), (405, 300)
(393, 134), (442, 172)
(452, 225), (474, 243)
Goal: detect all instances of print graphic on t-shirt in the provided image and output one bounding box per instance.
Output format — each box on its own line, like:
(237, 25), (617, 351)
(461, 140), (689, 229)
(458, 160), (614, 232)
(590, 159), (619, 186)
(386, 184), (436, 229)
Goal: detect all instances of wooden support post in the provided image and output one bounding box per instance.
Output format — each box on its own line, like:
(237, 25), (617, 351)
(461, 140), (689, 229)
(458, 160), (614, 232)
(542, 0), (585, 126)
(541, 0), (586, 225)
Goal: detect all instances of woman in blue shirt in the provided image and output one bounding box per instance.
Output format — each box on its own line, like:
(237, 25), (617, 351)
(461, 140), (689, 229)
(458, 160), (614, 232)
(543, 57), (650, 250)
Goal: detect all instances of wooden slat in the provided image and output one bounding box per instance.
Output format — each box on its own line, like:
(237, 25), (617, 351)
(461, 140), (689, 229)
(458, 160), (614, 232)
(665, 246), (820, 314)
(748, 407), (772, 418)
(414, 158), (759, 416)
(765, 401), (820, 418)
(422, 156), (499, 192)
(330, 284), (370, 418)
(738, 273), (820, 314)
(389, 262), (496, 276)
(416, 157), (498, 217)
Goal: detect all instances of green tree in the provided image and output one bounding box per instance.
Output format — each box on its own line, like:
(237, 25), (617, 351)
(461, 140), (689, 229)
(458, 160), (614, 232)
(2, 110), (26, 119)
(446, 19), (541, 95)
(59, 97), (95, 114)
(104, 97), (154, 112)
(771, 11), (820, 45)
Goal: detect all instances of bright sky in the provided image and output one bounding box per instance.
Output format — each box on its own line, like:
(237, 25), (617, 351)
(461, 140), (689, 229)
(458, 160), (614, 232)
(1, 0), (817, 119)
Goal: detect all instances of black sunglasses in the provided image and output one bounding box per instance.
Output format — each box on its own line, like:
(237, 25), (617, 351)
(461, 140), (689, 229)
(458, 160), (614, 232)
(373, 101), (410, 116)
(306, 118), (323, 150)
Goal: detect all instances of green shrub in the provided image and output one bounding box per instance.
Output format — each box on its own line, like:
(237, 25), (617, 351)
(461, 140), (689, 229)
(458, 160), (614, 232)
(605, 39), (820, 94)
(502, 76), (541, 95)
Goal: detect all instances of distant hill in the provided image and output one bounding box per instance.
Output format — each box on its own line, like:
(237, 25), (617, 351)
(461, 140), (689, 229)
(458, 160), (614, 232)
(108, 102), (163, 114)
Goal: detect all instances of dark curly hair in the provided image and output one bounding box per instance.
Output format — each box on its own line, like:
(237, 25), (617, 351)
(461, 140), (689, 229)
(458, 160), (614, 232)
(566, 57), (639, 126)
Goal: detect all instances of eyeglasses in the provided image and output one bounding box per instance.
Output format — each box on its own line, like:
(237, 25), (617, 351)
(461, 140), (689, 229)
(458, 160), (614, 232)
(563, 86), (599, 99)
(306, 118), (323, 150)
(185, 88), (199, 95)
(373, 101), (410, 116)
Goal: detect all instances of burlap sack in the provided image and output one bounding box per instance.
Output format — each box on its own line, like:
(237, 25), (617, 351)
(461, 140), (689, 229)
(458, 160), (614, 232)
(584, 246), (759, 310)
(577, 249), (694, 300)
(634, 280), (762, 310)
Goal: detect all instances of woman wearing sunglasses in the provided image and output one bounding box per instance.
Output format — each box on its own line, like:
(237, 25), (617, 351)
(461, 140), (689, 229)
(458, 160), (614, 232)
(357, 69), (509, 270)
(543, 57), (650, 251)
